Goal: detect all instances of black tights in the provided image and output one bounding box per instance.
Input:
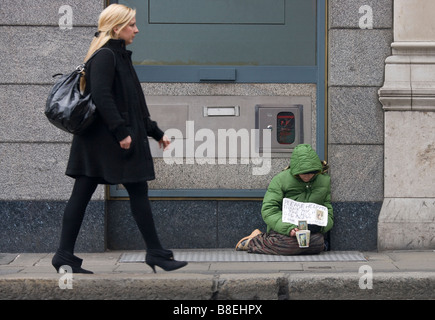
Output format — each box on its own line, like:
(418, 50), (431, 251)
(58, 176), (162, 254)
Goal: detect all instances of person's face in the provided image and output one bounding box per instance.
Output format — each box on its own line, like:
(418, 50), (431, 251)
(115, 17), (139, 45)
(299, 173), (315, 182)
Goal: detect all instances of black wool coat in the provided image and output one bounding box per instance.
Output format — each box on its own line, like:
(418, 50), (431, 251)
(66, 39), (164, 184)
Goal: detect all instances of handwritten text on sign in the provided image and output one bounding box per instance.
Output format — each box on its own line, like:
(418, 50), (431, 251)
(282, 198), (328, 226)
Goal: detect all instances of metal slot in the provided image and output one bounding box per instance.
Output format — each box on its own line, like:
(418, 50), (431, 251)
(203, 106), (240, 117)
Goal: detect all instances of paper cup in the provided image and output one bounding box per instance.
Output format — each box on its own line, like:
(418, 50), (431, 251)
(296, 230), (311, 248)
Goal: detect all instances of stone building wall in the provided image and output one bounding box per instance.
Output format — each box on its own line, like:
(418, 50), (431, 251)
(0, 0), (394, 252)
(327, 0), (393, 249)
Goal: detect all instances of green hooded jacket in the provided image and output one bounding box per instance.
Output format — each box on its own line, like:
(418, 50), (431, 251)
(261, 144), (333, 236)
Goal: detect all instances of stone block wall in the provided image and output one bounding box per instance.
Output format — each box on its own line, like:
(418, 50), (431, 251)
(327, 0), (393, 250)
(0, 0), (106, 252)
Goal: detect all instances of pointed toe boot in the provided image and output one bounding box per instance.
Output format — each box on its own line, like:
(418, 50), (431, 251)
(52, 249), (93, 274)
(145, 249), (187, 273)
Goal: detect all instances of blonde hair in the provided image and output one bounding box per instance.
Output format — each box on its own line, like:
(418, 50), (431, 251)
(80, 4), (136, 92)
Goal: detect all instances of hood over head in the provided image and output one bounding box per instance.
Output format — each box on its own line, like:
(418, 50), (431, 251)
(289, 144), (323, 176)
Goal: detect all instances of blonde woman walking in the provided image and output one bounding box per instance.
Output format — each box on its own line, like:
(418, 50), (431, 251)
(52, 4), (187, 274)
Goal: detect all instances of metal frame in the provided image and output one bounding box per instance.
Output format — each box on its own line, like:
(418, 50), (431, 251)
(107, 0), (327, 199)
(109, 185), (266, 200)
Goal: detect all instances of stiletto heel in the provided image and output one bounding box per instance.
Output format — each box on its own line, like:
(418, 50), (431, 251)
(148, 264), (156, 273)
(145, 249), (187, 273)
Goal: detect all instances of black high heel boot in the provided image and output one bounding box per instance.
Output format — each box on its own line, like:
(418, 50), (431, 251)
(52, 249), (93, 274)
(145, 249), (187, 273)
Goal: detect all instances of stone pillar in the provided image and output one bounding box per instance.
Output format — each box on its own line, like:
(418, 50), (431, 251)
(378, 0), (435, 249)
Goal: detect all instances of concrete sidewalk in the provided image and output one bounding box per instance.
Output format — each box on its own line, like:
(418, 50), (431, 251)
(0, 249), (434, 300)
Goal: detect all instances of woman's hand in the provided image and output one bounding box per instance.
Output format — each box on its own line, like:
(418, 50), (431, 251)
(119, 135), (132, 149)
(290, 228), (299, 237)
(158, 135), (171, 150)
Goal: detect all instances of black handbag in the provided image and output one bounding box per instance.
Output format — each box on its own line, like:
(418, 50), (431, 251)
(45, 48), (114, 135)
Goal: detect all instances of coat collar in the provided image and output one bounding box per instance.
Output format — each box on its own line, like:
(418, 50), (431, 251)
(104, 39), (132, 57)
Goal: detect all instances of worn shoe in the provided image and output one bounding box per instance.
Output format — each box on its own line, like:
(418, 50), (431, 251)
(235, 229), (262, 251)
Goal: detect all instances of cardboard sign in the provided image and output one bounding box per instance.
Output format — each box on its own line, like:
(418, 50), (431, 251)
(282, 198), (328, 226)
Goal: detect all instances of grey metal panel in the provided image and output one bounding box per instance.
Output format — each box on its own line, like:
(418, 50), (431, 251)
(125, 0), (316, 68)
(255, 104), (303, 152)
(135, 66), (318, 83)
(149, 0), (285, 24)
(109, 185), (266, 199)
(199, 68), (236, 81)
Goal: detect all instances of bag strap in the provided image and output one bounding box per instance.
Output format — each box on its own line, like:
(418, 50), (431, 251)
(52, 48), (116, 78)
(73, 48), (115, 75)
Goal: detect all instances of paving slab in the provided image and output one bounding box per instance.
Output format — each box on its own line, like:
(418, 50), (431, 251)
(0, 250), (434, 300)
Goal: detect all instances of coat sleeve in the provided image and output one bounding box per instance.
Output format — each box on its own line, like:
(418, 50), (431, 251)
(145, 117), (164, 141)
(89, 50), (129, 142)
(261, 174), (297, 236)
